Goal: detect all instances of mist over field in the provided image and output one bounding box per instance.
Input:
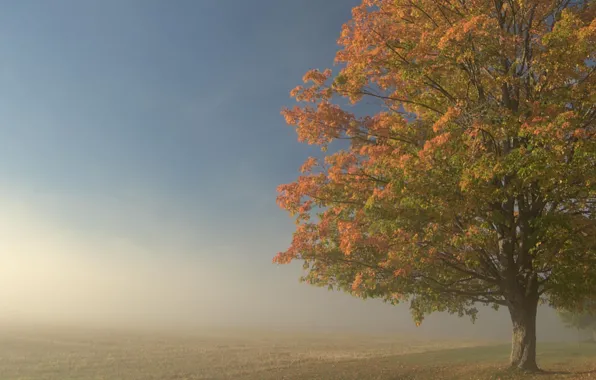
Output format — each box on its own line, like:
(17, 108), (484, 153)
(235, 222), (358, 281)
(0, 188), (575, 342)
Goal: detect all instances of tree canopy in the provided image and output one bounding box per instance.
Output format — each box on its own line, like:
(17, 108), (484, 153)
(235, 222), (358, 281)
(275, 0), (595, 371)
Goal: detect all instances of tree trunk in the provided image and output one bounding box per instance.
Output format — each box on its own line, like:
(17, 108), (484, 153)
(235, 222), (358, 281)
(592, 329), (596, 343)
(508, 298), (540, 371)
(578, 328), (582, 344)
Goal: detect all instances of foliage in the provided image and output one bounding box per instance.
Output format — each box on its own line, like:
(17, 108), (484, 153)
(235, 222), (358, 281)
(275, 0), (596, 328)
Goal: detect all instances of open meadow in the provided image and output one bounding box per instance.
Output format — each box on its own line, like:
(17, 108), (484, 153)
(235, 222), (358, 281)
(0, 325), (595, 380)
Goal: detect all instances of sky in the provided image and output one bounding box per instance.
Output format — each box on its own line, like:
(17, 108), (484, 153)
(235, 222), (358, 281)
(0, 0), (577, 341)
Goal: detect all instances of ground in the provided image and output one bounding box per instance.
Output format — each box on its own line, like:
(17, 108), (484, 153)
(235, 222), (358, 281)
(0, 325), (594, 379)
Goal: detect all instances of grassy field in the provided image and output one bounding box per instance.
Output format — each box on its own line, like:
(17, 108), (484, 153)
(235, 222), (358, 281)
(0, 325), (594, 379)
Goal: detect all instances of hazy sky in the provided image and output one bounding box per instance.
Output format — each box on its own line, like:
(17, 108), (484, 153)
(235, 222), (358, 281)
(0, 0), (575, 341)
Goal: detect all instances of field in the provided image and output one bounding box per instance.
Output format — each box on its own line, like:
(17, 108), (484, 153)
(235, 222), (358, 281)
(0, 325), (595, 380)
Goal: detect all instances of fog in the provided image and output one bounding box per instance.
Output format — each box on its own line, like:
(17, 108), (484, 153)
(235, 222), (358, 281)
(0, 187), (576, 342)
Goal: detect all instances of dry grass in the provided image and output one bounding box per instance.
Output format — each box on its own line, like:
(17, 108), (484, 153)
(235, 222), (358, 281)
(0, 325), (593, 379)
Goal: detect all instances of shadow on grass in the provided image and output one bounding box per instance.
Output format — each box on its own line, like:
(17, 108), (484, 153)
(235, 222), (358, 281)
(486, 367), (596, 379)
(253, 342), (596, 380)
(540, 369), (596, 375)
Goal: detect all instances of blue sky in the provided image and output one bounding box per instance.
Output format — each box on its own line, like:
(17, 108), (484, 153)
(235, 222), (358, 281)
(0, 0), (572, 339)
(0, 0), (356, 238)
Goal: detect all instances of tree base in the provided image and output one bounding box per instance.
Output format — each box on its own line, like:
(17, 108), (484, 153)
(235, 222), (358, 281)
(510, 364), (541, 373)
(502, 364), (542, 377)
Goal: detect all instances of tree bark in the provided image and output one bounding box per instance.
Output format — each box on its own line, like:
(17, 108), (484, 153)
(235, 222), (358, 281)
(508, 297), (540, 371)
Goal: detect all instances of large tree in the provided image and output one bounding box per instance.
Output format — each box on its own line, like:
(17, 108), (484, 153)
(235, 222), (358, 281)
(274, 0), (596, 371)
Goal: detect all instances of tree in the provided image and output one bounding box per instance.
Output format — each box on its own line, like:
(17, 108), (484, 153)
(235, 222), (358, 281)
(558, 301), (596, 342)
(274, 0), (596, 372)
